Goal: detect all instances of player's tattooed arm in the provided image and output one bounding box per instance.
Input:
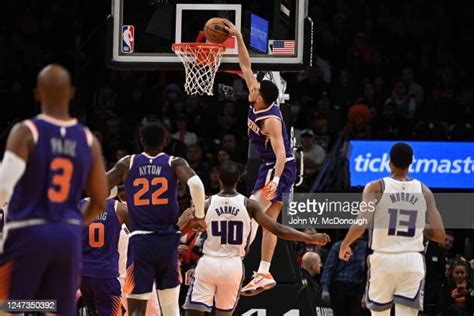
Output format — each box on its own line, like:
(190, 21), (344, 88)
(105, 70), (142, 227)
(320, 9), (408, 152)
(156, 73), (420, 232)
(106, 155), (131, 189)
(116, 201), (132, 230)
(83, 137), (108, 224)
(339, 180), (381, 261)
(247, 199), (330, 245)
(422, 184), (446, 243)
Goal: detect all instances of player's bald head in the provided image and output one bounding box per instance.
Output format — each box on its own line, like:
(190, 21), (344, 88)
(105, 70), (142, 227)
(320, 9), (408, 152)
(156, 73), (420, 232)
(35, 64), (74, 107)
(302, 251), (321, 276)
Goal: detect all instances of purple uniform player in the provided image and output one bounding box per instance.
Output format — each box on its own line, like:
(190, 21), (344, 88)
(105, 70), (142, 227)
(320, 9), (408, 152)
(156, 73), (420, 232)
(247, 104), (296, 202)
(106, 122), (206, 316)
(0, 65), (108, 316)
(222, 19), (297, 296)
(80, 198), (130, 316)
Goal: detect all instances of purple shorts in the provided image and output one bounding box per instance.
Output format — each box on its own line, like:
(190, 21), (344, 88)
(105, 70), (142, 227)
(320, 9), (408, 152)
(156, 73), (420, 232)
(80, 277), (124, 315)
(0, 223), (81, 316)
(252, 159), (297, 202)
(125, 233), (181, 295)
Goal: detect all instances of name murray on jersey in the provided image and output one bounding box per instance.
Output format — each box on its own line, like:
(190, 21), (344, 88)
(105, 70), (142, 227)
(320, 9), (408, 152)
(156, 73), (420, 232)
(389, 192), (420, 206)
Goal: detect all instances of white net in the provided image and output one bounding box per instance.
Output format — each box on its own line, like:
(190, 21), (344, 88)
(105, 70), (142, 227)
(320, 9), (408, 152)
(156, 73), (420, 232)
(172, 43), (225, 96)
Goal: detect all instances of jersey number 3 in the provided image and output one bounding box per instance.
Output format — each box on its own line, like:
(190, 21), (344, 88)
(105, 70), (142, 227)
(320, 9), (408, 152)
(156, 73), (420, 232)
(133, 177), (168, 206)
(48, 157), (73, 203)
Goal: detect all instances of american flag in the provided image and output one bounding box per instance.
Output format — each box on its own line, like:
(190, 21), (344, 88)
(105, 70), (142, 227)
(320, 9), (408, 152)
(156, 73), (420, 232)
(271, 40), (295, 55)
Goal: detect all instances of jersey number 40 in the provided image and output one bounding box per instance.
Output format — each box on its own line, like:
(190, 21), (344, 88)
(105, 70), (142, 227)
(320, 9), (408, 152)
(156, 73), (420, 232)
(211, 220), (243, 245)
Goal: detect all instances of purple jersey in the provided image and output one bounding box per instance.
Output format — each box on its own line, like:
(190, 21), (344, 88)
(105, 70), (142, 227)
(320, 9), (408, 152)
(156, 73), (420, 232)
(81, 199), (121, 278)
(124, 153), (179, 234)
(247, 104), (293, 162)
(7, 115), (92, 224)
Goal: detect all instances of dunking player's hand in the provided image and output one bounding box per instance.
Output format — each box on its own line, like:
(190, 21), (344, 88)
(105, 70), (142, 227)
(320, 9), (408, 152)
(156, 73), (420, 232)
(221, 19), (240, 37)
(262, 180), (278, 201)
(307, 233), (331, 246)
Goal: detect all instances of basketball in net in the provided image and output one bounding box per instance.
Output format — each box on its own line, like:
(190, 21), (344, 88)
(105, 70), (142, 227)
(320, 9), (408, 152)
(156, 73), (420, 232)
(172, 43), (225, 96)
(204, 18), (230, 43)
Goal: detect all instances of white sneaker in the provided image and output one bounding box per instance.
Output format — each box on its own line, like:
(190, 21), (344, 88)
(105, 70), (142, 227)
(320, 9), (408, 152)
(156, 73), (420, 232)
(240, 272), (277, 296)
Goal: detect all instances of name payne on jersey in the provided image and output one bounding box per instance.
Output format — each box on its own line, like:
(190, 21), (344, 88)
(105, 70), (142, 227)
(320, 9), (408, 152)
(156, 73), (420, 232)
(138, 164), (162, 176)
(389, 192), (420, 205)
(215, 205), (240, 217)
(51, 138), (77, 157)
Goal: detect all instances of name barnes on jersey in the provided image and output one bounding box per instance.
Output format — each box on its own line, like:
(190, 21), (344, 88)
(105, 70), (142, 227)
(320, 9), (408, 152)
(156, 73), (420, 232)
(215, 205), (240, 217)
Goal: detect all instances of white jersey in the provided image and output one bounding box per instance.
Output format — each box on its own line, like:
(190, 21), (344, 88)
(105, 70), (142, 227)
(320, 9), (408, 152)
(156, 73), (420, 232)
(202, 193), (252, 258)
(370, 177), (427, 253)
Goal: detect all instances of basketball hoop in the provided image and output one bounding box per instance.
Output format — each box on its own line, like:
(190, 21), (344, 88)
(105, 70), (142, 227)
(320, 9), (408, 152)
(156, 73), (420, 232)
(172, 43), (225, 96)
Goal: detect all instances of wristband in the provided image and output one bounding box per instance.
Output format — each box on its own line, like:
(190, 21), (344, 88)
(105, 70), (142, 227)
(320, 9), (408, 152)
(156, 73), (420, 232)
(271, 176), (280, 186)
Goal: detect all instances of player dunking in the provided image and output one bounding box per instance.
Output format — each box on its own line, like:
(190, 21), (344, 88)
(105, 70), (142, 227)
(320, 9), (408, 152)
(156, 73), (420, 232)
(222, 19), (297, 295)
(106, 122), (206, 316)
(79, 198), (131, 316)
(183, 161), (329, 315)
(0, 64), (108, 315)
(339, 143), (446, 316)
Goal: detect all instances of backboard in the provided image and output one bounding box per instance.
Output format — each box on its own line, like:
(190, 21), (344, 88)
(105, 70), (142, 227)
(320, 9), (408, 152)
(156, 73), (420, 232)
(106, 0), (313, 71)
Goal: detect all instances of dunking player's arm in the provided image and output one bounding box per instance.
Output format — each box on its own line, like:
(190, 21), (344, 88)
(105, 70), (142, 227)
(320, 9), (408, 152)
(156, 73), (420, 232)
(246, 199), (330, 245)
(0, 123), (108, 224)
(223, 19), (286, 196)
(339, 180), (381, 261)
(422, 184), (445, 243)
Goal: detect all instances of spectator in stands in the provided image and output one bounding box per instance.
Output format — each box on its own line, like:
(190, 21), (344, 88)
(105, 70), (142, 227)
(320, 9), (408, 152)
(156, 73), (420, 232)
(299, 252), (332, 311)
(186, 144), (210, 187)
(206, 166), (220, 196)
(311, 114), (333, 151)
(300, 129), (326, 179)
(221, 133), (245, 163)
(384, 79), (417, 120)
(216, 149), (231, 165)
(301, 251), (322, 280)
(424, 230), (456, 315)
(443, 260), (474, 315)
(185, 95), (202, 132)
(402, 66), (424, 107)
(173, 114), (198, 146)
(331, 69), (356, 111)
(442, 230), (456, 261)
(356, 81), (379, 112)
(163, 125), (187, 158)
(348, 104), (372, 139)
(321, 238), (367, 316)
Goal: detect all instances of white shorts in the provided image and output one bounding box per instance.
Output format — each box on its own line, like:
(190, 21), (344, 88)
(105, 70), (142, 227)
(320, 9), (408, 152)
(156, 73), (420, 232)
(366, 252), (425, 311)
(183, 255), (244, 313)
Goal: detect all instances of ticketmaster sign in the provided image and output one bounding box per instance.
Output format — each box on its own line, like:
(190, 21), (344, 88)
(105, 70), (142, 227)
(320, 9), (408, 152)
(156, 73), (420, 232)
(349, 141), (474, 189)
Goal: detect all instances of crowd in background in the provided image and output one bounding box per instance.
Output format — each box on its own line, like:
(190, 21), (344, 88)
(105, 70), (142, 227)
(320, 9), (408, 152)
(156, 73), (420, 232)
(1, 0), (474, 315)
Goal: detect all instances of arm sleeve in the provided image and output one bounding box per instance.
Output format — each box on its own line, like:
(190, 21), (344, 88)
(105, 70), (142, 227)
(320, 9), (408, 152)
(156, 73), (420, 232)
(187, 175), (205, 219)
(0, 151), (26, 207)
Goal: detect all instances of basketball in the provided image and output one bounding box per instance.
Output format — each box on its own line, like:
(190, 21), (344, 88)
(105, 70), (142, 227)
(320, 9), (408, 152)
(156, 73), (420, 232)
(204, 18), (229, 43)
